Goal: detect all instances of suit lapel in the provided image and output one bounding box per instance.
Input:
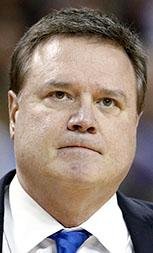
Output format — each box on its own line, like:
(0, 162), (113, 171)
(0, 170), (16, 252)
(117, 192), (153, 253)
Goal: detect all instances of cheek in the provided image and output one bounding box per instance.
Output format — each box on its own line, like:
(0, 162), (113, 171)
(14, 107), (68, 162)
(104, 118), (137, 162)
(99, 119), (137, 185)
(14, 109), (68, 183)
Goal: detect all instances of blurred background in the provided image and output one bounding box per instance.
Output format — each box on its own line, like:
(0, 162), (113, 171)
(0, 0), (153, 201)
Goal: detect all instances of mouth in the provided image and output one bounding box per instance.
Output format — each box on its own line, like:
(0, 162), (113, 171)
(58, 145), (101, 155)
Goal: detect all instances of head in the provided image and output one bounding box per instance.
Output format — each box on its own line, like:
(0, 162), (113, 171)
(10, 8), (147, 114)
(8, 8), (147, 214)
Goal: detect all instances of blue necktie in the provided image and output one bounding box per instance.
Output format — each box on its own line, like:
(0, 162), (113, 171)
(49, 229), (91, 253)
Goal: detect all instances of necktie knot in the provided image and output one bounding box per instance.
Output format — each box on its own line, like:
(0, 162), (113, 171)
(49, 229), (91, 253)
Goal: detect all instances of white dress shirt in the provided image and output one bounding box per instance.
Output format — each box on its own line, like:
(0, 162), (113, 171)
(3, 175), (134, 253)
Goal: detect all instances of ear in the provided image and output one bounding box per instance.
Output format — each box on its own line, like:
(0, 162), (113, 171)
(136, 111), (143, 128)
(8, 90), (19, 139)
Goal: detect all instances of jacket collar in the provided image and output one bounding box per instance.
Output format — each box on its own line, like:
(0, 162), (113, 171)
(0, 170), (16, 252)
(117, 191), (153, 253)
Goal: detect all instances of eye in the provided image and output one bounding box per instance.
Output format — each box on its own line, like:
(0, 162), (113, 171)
(100, 97), (115, 107)
(48, 91), (71, 101)
(54, 91), (67, 99)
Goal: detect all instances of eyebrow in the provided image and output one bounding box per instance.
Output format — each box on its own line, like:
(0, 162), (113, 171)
(100, 88), (127, 102)
(44, 79), (127, 102)
(44, 79), (75, 90)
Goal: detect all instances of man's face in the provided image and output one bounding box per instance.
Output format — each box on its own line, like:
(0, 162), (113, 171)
(9, 37), (139, 199)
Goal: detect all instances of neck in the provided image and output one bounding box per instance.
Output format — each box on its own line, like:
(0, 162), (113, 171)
(28, 181), (116, 227)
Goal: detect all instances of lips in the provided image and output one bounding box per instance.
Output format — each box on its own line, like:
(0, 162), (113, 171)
(58, 144), (102, 155)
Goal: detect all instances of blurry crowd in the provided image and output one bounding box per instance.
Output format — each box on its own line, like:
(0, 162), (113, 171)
(0, 0), (153, 200)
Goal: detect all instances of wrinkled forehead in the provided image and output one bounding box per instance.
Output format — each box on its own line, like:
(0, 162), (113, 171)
(19, 35), (135, 93)
(32, 34), (127, 61)
(30, 36), (136, 82)
(20, 36), (137, 104)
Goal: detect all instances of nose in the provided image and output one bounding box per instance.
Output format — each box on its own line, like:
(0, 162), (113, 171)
(67, 100), (97, 134)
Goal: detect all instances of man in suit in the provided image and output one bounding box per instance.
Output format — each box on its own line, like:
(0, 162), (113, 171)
(1, 8), (153, 253)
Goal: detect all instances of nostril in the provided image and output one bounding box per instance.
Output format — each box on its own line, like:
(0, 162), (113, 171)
(73, 125), (81, 131)
(69, 124), (96, 134)
(88, 127), (96, 134)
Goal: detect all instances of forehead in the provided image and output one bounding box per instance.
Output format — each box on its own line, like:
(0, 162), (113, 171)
(25, 36), (136, 94)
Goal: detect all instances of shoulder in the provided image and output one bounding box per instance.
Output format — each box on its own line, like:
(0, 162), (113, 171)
(0, 170), (16, 251)
(0, 170), (16, 193)
(117, 192), (153, 252)
(117, 191), (153, 234)
(117, 191), (153, 217)
(0, 170), (16, 215)
(0, 170), (16, 210)
(0, 169), (16, 212)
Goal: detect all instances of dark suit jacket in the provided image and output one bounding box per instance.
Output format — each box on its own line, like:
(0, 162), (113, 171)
(0, 170), (153, 253)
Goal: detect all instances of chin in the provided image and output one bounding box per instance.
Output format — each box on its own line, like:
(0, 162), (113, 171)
(58, 163), (101, 184)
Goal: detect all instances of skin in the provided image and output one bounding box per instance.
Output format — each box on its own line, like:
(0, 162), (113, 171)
(8, 36), (140, 227)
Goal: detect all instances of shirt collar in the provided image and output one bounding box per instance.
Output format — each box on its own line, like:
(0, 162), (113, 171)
(9, 175), (63, 253)
(81, 192), (132, 252)
(9, 175), (131, 253)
